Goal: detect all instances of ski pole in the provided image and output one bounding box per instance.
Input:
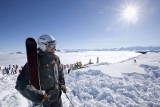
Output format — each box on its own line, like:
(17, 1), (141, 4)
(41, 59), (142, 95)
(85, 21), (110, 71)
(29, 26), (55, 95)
(65, 93), (74, 107)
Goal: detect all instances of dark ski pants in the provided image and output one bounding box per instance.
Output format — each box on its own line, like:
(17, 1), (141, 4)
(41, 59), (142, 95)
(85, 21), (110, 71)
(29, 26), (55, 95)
(43, 98), (62, 107)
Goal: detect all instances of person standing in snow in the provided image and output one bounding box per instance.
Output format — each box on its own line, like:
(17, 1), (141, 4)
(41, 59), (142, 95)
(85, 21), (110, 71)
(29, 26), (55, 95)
(15, 65), (18, 73)
(11, 68), (14, 74)
(6, 67), (9, 75)
(9, 65), (11, 70)
(13, 65), (15, 69)
(15, 34), (66, 107)
(4, 67), (7, 74)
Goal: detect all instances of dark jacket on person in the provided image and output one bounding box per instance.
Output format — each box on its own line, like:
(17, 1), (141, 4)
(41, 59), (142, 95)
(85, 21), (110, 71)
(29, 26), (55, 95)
(15, 49), (65, 103)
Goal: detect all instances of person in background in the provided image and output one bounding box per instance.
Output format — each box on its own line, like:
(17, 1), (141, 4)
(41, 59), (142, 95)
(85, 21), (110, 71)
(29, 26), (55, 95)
(11, 68), (14, 74)
(6, 67), (9, 75)
(15, 65), (18, 74)
(9, 65), (11, 70)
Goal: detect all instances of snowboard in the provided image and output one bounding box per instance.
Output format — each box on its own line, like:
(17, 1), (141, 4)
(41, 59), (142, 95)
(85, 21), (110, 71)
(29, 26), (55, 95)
(26, 38), (40, 90)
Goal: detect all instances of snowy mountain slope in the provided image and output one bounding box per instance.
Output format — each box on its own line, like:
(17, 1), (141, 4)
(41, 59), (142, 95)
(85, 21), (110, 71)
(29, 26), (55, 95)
(80, 52), (160, 77)
(63, 52), (160, 107)
(0, 51), (160, 107)
(58, 51), (140, 65)
(63, 68), (160, 107)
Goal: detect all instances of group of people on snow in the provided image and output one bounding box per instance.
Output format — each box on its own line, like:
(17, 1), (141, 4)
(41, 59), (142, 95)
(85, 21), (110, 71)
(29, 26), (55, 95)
(63, 57), (100, 74)
(1, 64), (19, 75)
(63, 61), (83, 74)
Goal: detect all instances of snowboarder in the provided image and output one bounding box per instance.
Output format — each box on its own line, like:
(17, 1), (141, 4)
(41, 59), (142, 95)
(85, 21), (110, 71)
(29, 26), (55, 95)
(15, 34), (66, 107)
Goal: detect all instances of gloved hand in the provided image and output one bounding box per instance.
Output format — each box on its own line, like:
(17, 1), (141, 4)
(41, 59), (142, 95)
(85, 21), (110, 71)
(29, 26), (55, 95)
(61, 85), (67, 93)
(42, 94), (50, 103)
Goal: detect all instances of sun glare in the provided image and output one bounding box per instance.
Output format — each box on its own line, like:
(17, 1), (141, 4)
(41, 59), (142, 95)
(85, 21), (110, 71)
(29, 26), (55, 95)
(122, 6), (138, 23)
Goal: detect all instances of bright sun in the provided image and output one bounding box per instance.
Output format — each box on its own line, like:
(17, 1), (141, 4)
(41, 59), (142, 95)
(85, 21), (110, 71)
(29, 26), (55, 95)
(122, 6), (138, 23)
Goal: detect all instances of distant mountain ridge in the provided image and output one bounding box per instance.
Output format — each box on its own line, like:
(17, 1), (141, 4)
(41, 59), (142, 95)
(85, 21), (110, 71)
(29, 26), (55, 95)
(60, 46), (160, 52)
(16, 51), (25, 54)
(110, 46), (160, 52)
(1, 46), (160, 54)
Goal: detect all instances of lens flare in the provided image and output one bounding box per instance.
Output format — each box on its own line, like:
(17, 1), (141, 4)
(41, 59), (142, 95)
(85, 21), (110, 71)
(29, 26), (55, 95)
(122, 5), (139, 23)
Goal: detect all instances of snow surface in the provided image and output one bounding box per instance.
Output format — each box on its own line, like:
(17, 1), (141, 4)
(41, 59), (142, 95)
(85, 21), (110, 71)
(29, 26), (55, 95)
(0, 51), (160, 107)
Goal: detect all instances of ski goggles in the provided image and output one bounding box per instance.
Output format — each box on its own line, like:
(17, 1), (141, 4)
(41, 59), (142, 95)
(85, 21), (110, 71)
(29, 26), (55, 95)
(47, 41), (56, 48)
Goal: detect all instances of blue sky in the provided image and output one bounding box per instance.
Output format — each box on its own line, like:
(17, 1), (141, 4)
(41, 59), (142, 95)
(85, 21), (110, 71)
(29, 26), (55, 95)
(0, 0), (160, 52)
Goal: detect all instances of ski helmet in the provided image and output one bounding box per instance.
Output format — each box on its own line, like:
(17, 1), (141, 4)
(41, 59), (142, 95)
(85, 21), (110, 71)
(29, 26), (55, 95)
(37, 34), (56, 51)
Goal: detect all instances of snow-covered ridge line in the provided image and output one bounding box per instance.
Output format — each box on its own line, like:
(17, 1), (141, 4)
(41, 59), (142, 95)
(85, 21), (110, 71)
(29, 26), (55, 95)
(1, 46), (160, 54)
(60, 46), (160, 52)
